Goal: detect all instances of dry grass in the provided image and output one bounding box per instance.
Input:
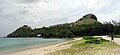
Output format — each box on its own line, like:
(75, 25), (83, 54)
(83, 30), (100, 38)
(47, 40), (120, 55)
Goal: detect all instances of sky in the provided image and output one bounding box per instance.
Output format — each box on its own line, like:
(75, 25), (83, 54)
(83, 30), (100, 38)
(0, 0), (120, 37)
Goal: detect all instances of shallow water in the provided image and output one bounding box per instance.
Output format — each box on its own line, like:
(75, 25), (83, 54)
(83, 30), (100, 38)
(0, 38), (67, 54)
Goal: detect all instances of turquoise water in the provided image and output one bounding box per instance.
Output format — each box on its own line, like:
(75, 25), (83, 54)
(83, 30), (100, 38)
(0, 38), (67, 54)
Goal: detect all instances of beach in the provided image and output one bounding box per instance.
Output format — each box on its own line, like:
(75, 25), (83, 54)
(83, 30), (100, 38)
(6, 36), (120, 55)
(0, 38), (68, 55)
(8, 38), (82, 55)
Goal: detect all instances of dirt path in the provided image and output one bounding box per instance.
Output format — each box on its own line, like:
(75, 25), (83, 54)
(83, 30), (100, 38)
(94, 36), (120, 45)
(105, 38), (120, 45)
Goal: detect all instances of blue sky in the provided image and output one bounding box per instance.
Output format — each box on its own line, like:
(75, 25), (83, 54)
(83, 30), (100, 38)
(0, 0), (120, 36)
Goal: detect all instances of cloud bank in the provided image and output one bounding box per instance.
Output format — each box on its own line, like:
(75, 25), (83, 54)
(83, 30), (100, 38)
(0, 0), (120, 36)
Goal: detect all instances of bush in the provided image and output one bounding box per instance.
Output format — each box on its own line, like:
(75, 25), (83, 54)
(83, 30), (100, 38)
(94, 39), (101, 44)
(83, 36), (95, 40)
(85, 40), (94, 43)
(85, 39), (100, 44)
(83, 36), (109, 44)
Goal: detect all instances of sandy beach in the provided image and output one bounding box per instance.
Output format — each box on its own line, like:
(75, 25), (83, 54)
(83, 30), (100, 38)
(8, 38), (82, 55)
(7, 36), (120, 55)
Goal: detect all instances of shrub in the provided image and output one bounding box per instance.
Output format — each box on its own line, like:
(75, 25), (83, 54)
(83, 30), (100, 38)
(83, 36), (95, 40)
(101, 38), (109, 42)
(94, 39), (100, 44)
(85, 40), (94, 43)
(83, 36), (109, 44)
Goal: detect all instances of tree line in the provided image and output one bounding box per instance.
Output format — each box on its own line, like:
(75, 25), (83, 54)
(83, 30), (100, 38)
(7, 20), (120, 38)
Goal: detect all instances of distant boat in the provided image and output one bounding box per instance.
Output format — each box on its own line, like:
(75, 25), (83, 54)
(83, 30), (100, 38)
(37, 34), (41, 37)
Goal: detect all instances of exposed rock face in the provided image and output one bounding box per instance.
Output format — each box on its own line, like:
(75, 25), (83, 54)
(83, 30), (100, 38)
(73, 14), (101, 26)
(82, 13), (97, 20)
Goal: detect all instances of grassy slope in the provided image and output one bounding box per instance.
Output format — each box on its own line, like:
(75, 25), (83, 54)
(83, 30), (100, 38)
(47, 39), (120, 55)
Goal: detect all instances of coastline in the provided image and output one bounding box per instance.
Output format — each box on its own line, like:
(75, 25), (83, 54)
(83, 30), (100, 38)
(8, 38), (82, 55)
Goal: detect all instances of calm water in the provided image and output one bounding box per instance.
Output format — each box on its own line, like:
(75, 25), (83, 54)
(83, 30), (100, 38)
(0, 38), (67, 54)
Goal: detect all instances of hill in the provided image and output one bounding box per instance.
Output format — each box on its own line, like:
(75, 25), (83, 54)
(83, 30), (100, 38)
(7, 25), (33, 37)
(51, 13), (101, 28)
(7, 14), (114, 38)
(73, 14), (101, 26)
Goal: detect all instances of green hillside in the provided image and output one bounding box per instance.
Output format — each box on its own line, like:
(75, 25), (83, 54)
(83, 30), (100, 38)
(7, 25), (33, 37)
(7, 14), (120, 38)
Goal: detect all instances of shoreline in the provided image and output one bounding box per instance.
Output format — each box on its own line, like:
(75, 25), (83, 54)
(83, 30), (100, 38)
(7, 38), (82, 55)
(4, 37), (74, 40)
(0, 38), (69, 55)
(0, 43), (62, 55)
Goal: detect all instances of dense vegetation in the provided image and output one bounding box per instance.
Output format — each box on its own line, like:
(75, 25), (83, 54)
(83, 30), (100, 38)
(7, 14), (120, 38)
(7, 25), (33, 37)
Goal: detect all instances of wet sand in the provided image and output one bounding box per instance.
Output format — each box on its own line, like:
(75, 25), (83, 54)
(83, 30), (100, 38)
(8, 38), (82, 55)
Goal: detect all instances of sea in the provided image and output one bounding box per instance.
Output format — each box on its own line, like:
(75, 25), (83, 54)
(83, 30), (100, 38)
(0, 38), (68, 54)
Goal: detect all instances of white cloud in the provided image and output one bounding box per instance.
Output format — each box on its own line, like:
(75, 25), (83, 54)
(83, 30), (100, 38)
(86, 0), (101, 8)
(0, 0), (120, 36)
